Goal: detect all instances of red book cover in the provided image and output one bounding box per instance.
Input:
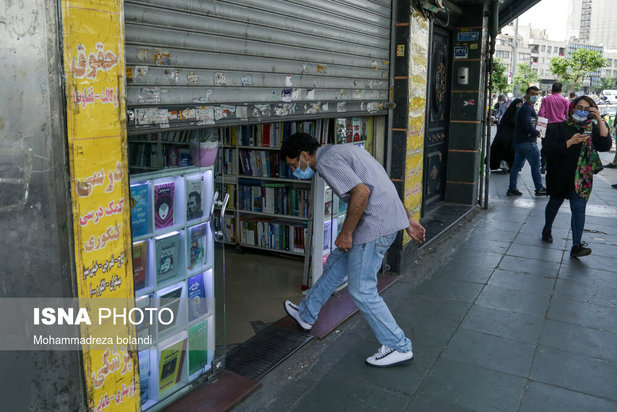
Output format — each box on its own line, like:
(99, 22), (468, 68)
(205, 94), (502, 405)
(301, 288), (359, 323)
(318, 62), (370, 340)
(262, 124), (271, 147)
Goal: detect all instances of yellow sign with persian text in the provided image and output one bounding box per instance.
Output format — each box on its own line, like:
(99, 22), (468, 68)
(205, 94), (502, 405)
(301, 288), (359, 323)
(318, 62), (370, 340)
(61, 1), (139, 411)
(403, 10), (429, 245)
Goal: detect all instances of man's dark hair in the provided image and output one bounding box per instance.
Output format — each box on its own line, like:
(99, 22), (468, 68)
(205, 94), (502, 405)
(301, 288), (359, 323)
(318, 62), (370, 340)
(280, 132), (320, 160)
(569, 92), (576, 98)
(188, 191), (201, 204)
(525, 86), (540, 95)
(551, 82), (562, 93)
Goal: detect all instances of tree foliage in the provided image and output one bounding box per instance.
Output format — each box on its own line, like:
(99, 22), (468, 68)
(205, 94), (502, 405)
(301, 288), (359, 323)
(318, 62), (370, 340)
(512, 63), (539, 95)
(598, 77), (617, 92)
(491, 58), (510, 93)
(549, 49), (606, 93)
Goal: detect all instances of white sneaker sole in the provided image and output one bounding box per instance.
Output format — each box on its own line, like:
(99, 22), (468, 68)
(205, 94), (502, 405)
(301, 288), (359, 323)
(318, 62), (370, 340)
(366, 353), (414, 368)
(284, 301), (312, 332)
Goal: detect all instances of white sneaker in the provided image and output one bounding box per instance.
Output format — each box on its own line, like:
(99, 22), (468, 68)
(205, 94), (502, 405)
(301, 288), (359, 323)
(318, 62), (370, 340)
(284, 300), (313, 331)
(365, 345), (413, 367)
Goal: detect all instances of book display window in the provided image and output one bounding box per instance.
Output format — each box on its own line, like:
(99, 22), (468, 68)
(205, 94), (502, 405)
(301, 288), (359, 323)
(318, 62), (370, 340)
(130, 166), (215, 409)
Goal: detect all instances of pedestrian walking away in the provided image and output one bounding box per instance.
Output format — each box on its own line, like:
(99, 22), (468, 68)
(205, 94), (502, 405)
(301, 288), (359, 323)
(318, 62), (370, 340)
(490, 98), (523, 172)
(507, 86), (547, 197)
(538, 82), (570, 173)
(541, 96), (612, 257)
(279, 132), (426, 367)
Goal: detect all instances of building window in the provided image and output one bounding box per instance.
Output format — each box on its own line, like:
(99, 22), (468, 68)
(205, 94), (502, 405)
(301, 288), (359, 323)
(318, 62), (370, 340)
(541, 45), (546, 52)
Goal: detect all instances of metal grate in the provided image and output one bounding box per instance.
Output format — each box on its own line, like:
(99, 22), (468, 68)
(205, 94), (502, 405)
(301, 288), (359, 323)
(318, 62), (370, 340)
(225, 325), (313, 380)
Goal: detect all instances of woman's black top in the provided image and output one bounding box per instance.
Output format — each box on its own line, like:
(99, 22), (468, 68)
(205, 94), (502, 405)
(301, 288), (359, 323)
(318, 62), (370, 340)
(543, 121), (612, 198)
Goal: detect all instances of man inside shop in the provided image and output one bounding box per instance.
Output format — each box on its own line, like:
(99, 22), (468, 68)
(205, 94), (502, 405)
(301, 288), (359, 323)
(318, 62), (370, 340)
(280, 133), (425, 367)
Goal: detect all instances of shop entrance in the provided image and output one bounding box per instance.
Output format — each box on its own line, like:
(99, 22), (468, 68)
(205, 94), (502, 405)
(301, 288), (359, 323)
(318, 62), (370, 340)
(423, 27), (452, 212)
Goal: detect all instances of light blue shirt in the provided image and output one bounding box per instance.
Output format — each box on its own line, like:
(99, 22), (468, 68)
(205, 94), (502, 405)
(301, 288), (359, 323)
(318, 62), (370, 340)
(316, 145), (409, 244)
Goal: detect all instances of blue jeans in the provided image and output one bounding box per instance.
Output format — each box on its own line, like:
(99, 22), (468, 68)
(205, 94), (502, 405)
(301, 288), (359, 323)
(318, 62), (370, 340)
(298, 233), (412, 353)
(509, 142), (544, 191)
(543, 192), (587, 245)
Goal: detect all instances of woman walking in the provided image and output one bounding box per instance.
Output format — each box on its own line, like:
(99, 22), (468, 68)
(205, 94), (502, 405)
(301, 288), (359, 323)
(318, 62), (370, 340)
(489, 98), (523, 172)
(541, 96), (612, 257)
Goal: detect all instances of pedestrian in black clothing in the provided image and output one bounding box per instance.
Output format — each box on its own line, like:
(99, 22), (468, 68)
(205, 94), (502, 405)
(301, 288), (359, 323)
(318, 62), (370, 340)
(541, 96), (612, 257)
(507, 86), (547, 196)
(490, 98), (523, 172)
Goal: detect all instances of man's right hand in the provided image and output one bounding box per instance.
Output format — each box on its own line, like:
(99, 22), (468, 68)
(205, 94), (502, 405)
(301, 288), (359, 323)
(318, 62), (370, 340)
(406, 218), (426, 244)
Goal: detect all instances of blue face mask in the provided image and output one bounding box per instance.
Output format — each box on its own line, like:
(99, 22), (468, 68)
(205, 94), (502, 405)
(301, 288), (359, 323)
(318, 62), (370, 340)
(572, 110), (589, 123)
(529, 96), (538, 104)
(293, 157), (315, 180)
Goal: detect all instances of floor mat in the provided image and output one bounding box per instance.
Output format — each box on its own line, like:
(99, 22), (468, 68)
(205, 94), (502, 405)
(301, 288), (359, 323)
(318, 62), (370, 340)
(225, 325), (313, 380)
(275, 273), (399, 339)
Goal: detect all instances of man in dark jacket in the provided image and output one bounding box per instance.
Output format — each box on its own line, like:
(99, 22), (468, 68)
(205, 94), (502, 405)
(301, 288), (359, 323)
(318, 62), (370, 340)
(507, 86), (547, 196)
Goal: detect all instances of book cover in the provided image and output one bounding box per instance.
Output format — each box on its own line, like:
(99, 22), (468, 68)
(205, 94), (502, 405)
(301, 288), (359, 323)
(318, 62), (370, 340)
(155, 233), (180, 282)
(132, 241), (147, 290)
(154, 182), (174, 229)
(159, 286), (182, 334)
(166, 146), (180, 167)
(188, 224), (208, 270)
(135, 294), (152, 340)
(138, 350), (150, 405)
(130, 183), (149, 237)
(179, 148), (192, 167)
(185, 177), (204, 221)
(188, 320), (209, 375)
(158, 339), (187, 391)
(187, 274), (208, 321)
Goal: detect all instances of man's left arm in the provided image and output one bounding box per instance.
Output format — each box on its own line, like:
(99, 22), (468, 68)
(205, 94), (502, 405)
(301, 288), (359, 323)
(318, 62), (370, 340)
(335, 183), (370, 251)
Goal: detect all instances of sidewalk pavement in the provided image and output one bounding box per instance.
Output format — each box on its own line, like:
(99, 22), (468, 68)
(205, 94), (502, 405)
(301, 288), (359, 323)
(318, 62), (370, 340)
(235, 151), (617, 412)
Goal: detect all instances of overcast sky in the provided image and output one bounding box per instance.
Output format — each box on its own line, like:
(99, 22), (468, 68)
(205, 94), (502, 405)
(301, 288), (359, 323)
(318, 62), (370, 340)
(517, 0), (569, 41)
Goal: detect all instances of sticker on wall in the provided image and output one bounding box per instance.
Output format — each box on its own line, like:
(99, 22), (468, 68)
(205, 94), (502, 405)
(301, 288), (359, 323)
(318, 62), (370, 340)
(180, 108), (196, 120)
(153, 48), (171, 65)
(397, 45), (405, 56)
(241, 75), (252, 87)
(454, 46), (469, 59)
(337, 102), (346, 112)
(470, 44), (478, 50)
(192, 89), (212, 104)
(236, 106), (248, 119)
(215, 72), (226, 86)
(353, 90), (361, 100)
(316, 64), (327, 73)
(306, 89), (315, 100)
(214, 106), (229, 120)
(457, 31), (479, 42)
(463, 99), (476, 106)
(282, 88), (292, 103)
(291, 88), (301, 100)
(366, 102), (379, 112)
(195, 107), (214, 122)
(137, 87), (160, 104)
(187, 72), (199, 84)
(285, 75), (293, 87)
(304, 102), (321, 114)
(274, 104), (285, 116)
(322, 103), (329, 111)
(372, 60), (379, 70)
(271, 89), (281, 99)
(167, 69), (180, 82)
(252, 104), (271, 118)
(135, 66), (148, 78)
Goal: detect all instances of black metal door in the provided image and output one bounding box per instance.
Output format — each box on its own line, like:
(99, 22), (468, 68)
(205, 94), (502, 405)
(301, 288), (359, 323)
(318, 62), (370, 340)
(423, 28), (451, 212)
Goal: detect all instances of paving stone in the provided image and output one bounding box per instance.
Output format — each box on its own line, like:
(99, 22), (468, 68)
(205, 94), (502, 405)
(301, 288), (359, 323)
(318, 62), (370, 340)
(409, 277), (484, 303)
(441, 328), (536, 377)
(291, 373), (411, 412)
(457, 239), (511, 255)
(539, 319), (617, 363)
(560, 253), (617, 273)
(328, 338), (426, 396)
(393, 294), (472, 329)
(475, 284), (551, 316)
(487, 269), (556, 295)
(405, 395), (475, 411)
(530, 346), (617, 401)
(460, 304), (544, 344)
(497, 255), (560, 277)
(519, 381), (617, 412)
(547, 297), (617, 333)
(465, 227), (520, 243)
(432, 262), (495, 284)
(513, 231), (569, 251)
(505, 243), (565, 263)
(557, 264), (617, 289)
(414, 358), (526, 412)
(553, 278), (617, 309)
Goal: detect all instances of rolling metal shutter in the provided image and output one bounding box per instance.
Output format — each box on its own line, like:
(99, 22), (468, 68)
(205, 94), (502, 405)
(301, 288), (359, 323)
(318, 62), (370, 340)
(124, 0), (392, 133)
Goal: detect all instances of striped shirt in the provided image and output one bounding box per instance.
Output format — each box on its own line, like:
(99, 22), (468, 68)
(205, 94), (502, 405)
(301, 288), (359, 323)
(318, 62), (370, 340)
(316, 145), (409, 244)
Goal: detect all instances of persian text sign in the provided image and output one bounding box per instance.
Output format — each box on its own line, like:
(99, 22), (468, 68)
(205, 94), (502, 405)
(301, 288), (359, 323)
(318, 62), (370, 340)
(403, 10), (429, 245)
(60, 1), (139, 411)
